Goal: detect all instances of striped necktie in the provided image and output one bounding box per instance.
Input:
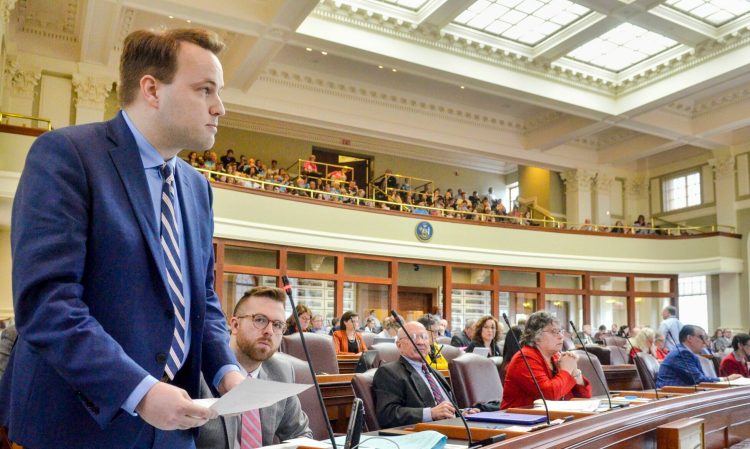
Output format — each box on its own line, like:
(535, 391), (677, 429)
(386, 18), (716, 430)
(241, 373), (262, 448)
(160, 163), (186, 380)
(422, 363), (446, 404)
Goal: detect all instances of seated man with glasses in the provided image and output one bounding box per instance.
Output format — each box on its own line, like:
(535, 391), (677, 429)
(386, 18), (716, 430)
(501, 311), (592, 409)
(373, 321), (478, 429)
(197, 287), (313, 449)
(656, 324), (743, 388)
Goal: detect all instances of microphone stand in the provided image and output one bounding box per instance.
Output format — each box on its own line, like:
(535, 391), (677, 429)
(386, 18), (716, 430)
(665, 332), (698, 392)
(389, 311), (484, 448)
(568, 322), (622, 410)
(621, 332), (660, 400)
(501, 313), (552, 426)
(282, 276), (337, 449)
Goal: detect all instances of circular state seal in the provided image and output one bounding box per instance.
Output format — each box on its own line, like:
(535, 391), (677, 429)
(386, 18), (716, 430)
(415, 221), (433, 242)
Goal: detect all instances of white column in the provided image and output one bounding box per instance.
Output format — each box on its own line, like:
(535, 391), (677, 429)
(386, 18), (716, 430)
(717, 273), (742, 330)
(559, 169), (595, 225)
(624, 175), (647, 225)
(708, 155), (737, 231)
(73, 75), (112, 125)
(593, 172), (614, 226)
(4, 61), (40, 125)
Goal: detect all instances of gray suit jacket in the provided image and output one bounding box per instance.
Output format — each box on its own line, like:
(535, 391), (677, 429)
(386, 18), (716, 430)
(197, 354), (313, 448)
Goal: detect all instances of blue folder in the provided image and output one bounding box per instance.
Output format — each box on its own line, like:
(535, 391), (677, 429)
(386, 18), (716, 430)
(466, 411), (548, 425)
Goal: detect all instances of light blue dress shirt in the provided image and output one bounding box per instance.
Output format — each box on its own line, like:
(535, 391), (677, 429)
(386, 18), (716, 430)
(403, 356), (450, 423)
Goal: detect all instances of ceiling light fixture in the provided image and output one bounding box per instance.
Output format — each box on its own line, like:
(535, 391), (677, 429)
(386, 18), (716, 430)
(392, 68), (398, 72)
(321, 51), (328, 55)
(186, 19), (191, 23)
(306, 47), (312, 52)
(460, 85), (465, 89)
(168, 15), (174, 19)
(378, 65), (384, 69)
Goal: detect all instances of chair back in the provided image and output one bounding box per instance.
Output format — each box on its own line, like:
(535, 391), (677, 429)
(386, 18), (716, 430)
(699, 355), (717, 378)
(584, 345), (611, 365)
(448, 353), (503, 409)
(436, 336), (453, 346)
(282, 333), (339, 374)
(351, 369), (379, 431)
(371, 342), (400, 368)
(571, 349), (608, 397)
(273, 353), (330, 440)
(604, 336), (628, 348)
(361, 332), (377, 349)
(607, 345), (629, 365)
(563, 336), (576, 351)
(438, 344), (462, 363)
(634, 352), (659, 390)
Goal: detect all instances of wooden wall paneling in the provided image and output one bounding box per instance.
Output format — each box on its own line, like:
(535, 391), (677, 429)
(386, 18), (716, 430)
(444, 265), (452, 322)
(627, 275), (636, 330)
(389, 261), (398, 313)
(491, 269), (499, 318)
(537, 272), (546, 312)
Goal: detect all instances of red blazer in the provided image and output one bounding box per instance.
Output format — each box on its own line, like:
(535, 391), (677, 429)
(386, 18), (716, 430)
(332, 330), (367, 355)
(720, 352), (750, 377)
(500, 346), (592, 410)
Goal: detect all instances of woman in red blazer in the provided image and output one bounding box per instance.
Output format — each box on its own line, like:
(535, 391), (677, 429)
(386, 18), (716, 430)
(332, 311), (367, 355)
(501, 312), (592, 410)
(720, 333), (750, 377)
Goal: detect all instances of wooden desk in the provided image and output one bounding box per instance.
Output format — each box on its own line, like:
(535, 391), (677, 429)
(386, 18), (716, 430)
(380, 385), (750, 449)
(603, 364), (642, 391)
(336, 355), (360, 374)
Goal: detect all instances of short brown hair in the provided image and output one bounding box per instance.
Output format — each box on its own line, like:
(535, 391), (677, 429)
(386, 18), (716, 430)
(233, 286), (286, 316)
(119, 28), (225, 106)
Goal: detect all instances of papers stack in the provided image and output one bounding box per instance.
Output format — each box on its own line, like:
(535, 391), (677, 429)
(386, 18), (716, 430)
(532, 399), (601, 413)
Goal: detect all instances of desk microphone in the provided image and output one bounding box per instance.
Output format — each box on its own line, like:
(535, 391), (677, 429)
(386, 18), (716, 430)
(501, 313), (552, 426)
(282, 276), (337, 449)
(389, 310), (477, 448)
(568, 321), (621, 410)
(664, 331), (698, 392)
(621, 333), (660, 400)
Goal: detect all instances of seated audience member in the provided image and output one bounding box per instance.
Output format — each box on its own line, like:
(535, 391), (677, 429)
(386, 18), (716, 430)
(378, 317), (399, 339)
(714, 328), (732, 353)
(310, 314), (327, 334)
(186, 151), (200, 167)
(719, 333), (750, 377)
(417, 314), (448, 370)
(593, 324), (609, 343)
(616, 325), (630, 338)
(451, 320), (476, 347)
(332, 311), (367, 355)
(499, 326), (523, 382)
(328, 317), (339, 336)
(366, 309), (381, 329)
(466, 315), (503, 357)
(220, 148), (236, 167)
(363, 317), (377, 333)
(328, 166), (350, 182)
(439, 318), (452, 337)
(577, 324), (595, 345)
(302, 154), (322, 178)
(197, 287), (313, 449)
(501, 311), (592, 409)
(629, 327), (657, 362)
(611, 220), (626, 233)
(656, 325), (743, 387)
(373, 321), (478, 428)
(284, 303), (312, 335)
(654, 333), (669, 360)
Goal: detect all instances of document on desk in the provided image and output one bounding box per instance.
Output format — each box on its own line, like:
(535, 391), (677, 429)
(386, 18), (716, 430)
(533, 399), (601, 413)
(193, 378), (312, 416)
(273, 430), (448, 449)
(714, 377), (750, 386)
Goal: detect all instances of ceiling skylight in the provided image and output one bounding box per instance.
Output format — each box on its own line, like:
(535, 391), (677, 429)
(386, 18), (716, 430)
(566, 23), (679, 72)
(664, 0), (750, 27)
(375, 0), (429, 10)
(453, 0), (590, 46)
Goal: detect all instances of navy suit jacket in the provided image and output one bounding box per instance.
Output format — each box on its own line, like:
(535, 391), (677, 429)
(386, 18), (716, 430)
(0, 113), (237, 448)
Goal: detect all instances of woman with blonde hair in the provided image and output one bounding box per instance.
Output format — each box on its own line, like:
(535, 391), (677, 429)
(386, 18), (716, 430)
(629, 327), (657, 362)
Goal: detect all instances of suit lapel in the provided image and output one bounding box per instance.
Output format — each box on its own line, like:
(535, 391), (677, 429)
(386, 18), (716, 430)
(174, 164), (202, 312)
(401, 358), (434, 406)
(106, 115), (170, 297)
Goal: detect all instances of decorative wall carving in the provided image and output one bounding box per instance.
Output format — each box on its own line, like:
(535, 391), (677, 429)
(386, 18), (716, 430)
(72, 75), (112, 109)
(625, 176), (647, 197)
(2, 0), (17, 23)
(708, 156), (735, 180)
(594, 173), (614, 192)
(560, 170), (595, 194)
(5, 60), (40, 97)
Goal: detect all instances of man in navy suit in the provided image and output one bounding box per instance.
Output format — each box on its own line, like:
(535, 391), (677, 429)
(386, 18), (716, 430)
(0, 28), (245, 448)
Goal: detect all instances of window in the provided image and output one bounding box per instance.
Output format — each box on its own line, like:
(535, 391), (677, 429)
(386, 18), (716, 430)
(678, 276), (708, 331)
(662, 171), (701, 212)
(506, 182), (519, 209)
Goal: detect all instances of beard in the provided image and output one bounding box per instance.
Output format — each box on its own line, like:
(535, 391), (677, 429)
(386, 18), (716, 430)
(236, 332), (277, 362)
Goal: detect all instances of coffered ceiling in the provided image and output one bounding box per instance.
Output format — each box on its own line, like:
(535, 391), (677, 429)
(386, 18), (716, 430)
(6, 0), (750, 174)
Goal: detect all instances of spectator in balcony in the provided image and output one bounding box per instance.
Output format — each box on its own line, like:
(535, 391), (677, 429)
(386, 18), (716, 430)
(284, 303), (312, 336)
(267, 159), (280, 177)
(719, 333), (750, 377)
(401, 177), (412, 196)
(378, 168), (399, 193)
(634, 214), (649, 234)
(466, 316), (503, 357)
(611, 220), (626, 233)
(579, 218), (594, 232)
(302, 154), (322, 178)
(328, 166), (350, 183)
(186, 151), (200, 167)
(629, 327), (657, 362)
(204, 151), (218, 170)
(219, 148), (236, 166)
(494, 199), (507, 219)
(332, 311), (367, 355)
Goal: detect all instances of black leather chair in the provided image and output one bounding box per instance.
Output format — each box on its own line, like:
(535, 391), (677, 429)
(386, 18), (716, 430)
(351, 369), (379, 431)
(448, 353), (503, 409)
(282, 333), (339, 374)
(634, 352), (660, 390)
(584, 345), (611, 365)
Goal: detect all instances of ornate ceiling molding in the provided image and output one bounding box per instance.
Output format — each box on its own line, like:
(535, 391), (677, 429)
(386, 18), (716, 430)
(708, 156), (735, 180)
(260, 66), (526, 133)
(13, 0), (80, 43)
(2, 0), (17, 24)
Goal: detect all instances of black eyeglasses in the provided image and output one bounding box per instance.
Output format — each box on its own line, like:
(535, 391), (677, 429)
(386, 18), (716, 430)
(236, 314), (287, 334)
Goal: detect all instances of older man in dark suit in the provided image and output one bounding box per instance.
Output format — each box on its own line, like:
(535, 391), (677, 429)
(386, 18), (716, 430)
(373, 321), (477, 429)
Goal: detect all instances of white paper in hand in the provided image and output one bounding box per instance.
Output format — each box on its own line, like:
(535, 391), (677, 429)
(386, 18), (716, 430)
(194, 377), (312, 416)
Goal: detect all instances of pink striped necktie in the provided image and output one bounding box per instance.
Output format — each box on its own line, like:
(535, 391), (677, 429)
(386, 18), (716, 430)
(240, 373), (262, 449)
